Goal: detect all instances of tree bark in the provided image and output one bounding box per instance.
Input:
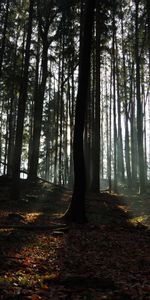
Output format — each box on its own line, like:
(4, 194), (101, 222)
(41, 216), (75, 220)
(115, 37), (124, 183)
(28, 38), (49, 180)
(112, 10), (117, 192)
(0, 0), (9, 77)
(121, 17), (132, 190)
(11, 0), (34, 199)
(63, 0), (96, 223)
(135, 0), (146, 193)
(91, 0), (100, 192)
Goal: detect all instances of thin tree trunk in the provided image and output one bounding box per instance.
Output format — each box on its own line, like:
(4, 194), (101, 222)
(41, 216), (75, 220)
(91, 1), (100, 192)
(100, 94), (103, 180)
(90, 47), (95, 190)
(28, 38), (49, 180)
(108, 59), (113, 192)
(0, 0), (9, 77)
(135, 0), (145, 193)
(7, 33), (18, 176)
(11, 0), (34, 199)
(45, 76), (52, 181)
(59, 34), (65, 185)
(115, 38), (124, 182)
(130, 62), (138, 187)
(54, 51), (61, 184)
(28, 30), (40, 174)
(68, 60), (74, 187)
(112, 11), (117, 192)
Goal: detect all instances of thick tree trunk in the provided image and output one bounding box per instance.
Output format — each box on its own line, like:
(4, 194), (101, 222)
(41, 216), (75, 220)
(63, 0), (96, 223)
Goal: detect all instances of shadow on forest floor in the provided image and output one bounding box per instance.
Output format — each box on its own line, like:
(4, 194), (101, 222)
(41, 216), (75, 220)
(0, 178), (150, 299)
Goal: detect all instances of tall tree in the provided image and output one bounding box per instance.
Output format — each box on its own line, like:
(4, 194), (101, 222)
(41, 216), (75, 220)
(64, 0), (96, 223)
(28, 0), (56, 181)
(121, 14), (132, 189)
(11, 0), (34, 198)
(91, 0), (100, 192)
(112, 4), (117, 192)
(115, 37), (125, 183)
(135, 0), (146, 193)
(0, 0), (9, 77)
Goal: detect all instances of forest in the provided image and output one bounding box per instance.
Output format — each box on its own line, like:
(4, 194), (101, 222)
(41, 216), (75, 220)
(1, 0), (150, 299)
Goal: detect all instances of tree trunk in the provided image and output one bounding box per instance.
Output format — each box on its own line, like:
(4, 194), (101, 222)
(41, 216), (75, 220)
(115, 37), (124, 183)
(0, 0), (9, 77)
(120, 15), (132, 190)
(7, 34), (18, 176)
(28, 30), (40, 174)
(45, 77), (52, 181)
(112, 11), (117, 192)
(135, 0), (145, 193)
(130, 62), (138, 188)
(59, 34), (65, 185)
(63, 0), (96, 223)
(11, 0), (34, 199)
(91, 0), (100, 192)
(54, 50), (61, 184)
(28, 38), (49, 180)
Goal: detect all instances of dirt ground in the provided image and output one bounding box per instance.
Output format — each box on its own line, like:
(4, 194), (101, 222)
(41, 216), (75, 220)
(0, 179), (150, 299)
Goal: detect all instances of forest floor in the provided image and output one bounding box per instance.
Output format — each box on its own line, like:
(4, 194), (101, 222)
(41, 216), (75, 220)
(0, 179), (150, 299)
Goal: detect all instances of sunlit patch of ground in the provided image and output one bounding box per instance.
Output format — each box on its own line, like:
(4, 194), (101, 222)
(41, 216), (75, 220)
(25, 212), (43, 223)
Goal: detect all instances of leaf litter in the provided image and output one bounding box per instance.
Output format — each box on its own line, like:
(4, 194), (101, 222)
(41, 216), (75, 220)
(0, 181), (150, 299)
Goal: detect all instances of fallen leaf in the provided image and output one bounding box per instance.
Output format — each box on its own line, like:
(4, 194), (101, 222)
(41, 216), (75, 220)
(31, 294), (41, 300)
